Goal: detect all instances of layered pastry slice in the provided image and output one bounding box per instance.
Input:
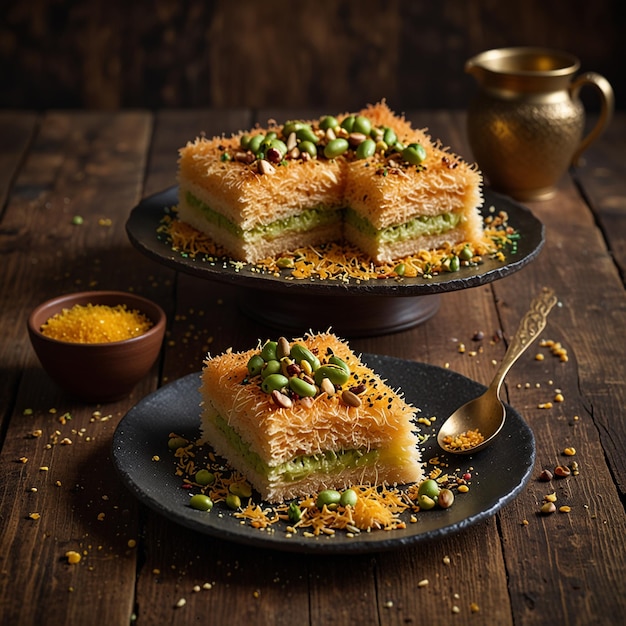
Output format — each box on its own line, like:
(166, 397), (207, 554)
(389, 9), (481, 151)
(342, 106), (484, 262)
(199, 332), (423, 503)
(177, 101), (484, 264)
(177, 132), (345, 263)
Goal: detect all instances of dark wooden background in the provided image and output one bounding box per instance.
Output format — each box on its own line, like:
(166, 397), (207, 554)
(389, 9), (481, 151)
(1, 0), (624, 112)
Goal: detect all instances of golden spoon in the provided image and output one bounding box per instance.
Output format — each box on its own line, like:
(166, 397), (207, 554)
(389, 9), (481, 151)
(437, 288), (558, 455)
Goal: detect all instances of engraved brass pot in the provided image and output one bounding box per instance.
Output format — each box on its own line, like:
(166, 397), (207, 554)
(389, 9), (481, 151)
(466, 47), (614, 200)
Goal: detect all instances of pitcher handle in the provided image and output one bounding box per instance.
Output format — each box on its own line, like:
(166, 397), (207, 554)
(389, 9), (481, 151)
(570, 72), (614, 166)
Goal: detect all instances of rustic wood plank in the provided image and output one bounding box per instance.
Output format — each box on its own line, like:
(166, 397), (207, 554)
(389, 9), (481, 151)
(0, 111), (38, 216)
(573, 113), (626, 280)
(0, 111), (158, 625)
(0, 111), (38, 431)
(488, 188), (626, 623)
(497, 186), (626, 493)
(145, 108), (254, 197)
(375, 522), (513, 624)
(2, 0), (623, 110)
(0, 377), (144, 625)
(429, 110), (626, 623)
(135, 515), (313, 625)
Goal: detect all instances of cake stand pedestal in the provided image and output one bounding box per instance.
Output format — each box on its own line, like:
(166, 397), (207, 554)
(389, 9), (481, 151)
(237, 289), (441, 337)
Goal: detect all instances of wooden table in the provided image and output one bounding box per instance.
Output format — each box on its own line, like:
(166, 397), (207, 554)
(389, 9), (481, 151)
(1, 108), (625, 625)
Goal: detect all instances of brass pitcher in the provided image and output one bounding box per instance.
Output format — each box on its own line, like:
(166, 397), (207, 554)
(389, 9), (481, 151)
(465, 47), (614, 200)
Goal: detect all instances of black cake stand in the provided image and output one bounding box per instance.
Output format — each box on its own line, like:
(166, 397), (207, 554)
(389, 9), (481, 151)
(126, 187), (544, 337)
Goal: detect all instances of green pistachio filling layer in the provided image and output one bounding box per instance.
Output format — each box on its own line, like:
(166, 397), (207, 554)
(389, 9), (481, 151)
(212, 413), (380, 483)
(186, 191), (341, 242)
(186, 191), (461, 247)
(345, 208), (461, 244)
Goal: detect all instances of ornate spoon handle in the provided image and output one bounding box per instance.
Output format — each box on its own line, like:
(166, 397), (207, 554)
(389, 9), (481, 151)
(492, 288), (558, 395)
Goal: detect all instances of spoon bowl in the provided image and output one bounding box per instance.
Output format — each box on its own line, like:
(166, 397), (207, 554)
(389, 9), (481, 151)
(437, 288), (558, 455)
(437, 384), (506, 455)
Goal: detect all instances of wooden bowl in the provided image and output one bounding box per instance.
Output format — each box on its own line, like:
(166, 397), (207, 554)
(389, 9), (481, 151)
(27, 291), (166, 403)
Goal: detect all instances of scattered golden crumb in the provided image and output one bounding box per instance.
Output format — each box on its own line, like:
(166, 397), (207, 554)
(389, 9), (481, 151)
(152, 455), (161, 462)
(417, 579), (429, 587)
(559, 506), (572, 513)
(521, 519), (529, 525)
(28, 512), (41, 520)
(470, 602), (480, 613)
(535, 353), (545, 361)
(545, 493), (557, 502)
(539, 339), (569, 362)
(538, 402), (553, 409)
(563, 447), (576, 456)
(127, 539), (137, 548)
(175, 598), (186, 608)
(65, 551), (81, 564)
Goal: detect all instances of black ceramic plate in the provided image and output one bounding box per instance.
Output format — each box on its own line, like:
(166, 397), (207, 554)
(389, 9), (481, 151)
(112, 355), (535, 554)
(126, 186), (544, 297)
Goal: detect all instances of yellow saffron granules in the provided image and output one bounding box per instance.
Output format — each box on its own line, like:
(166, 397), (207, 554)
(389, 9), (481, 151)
(442, 429), (485, 451)
(40, 303), (153, 343)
